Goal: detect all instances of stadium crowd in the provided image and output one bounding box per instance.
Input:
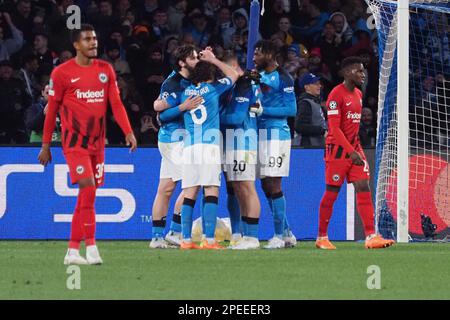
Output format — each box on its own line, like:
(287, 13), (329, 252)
(0, 0), (447, 147)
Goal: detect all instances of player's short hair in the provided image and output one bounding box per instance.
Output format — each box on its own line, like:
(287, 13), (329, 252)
(221, 50), (238, 64)
(70, 24), (96, 43)
(173, 45), (197, 71)
(254, 39), (278, 57)
(190, 61), (217, 85)
(341, 56), (364, 70)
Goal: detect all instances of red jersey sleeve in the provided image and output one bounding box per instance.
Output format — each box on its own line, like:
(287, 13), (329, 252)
(107, 64), (133, 136)
(326, 87), (356, 154)
(43, 68), (64, 144)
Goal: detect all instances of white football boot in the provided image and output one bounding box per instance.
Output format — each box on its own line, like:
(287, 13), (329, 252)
(263, 236), (286, 249)
(149, 237), (172, 249)
(164, 231), (182, 246)
(64, 249), (88, 265)
(283, 230), (297, 248)
(230, 236), (260, 250)
(86, 245), (103, 265)
(229, 233), (243, 247)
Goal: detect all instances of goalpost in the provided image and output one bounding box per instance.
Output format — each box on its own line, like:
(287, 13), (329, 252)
(367, 0), (450, 242)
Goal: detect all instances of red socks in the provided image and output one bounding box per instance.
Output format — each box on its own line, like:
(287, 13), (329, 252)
(69, 185), (97, 249)
(318, 190), (338, 237)
(69, 196), (83, 249)
(356, 192), (375, 237)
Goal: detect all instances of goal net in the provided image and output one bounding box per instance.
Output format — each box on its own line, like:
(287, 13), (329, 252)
(366, 0), (449, 241)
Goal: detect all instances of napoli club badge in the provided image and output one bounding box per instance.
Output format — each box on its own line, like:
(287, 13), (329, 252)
(99, 72), (108, 83)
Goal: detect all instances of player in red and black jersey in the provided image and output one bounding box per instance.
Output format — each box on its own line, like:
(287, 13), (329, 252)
(316, 56), (394, 250)
(38, 24), (137, 265)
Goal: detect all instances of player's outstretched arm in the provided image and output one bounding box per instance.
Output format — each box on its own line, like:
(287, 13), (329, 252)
(199, 49), (239, 84)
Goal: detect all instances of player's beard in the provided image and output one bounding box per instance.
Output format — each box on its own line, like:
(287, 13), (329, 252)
(185, 64), (195, 78)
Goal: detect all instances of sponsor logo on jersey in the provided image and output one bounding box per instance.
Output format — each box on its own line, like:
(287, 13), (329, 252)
(283, 86), (294, 93)
(99, 72), (108, 83)
(76, 165), (84, 175)
(346, 111), (361, 122)
(235, 97), (250, 103)
(75, 89), (105, 103)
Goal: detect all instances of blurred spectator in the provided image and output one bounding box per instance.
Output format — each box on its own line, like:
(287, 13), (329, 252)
(329, 12), (353, 46)
(308, 47), (332, 83)
(140, 0), (160, 25)
(186, 12), (211, 48)
(25, 78), (61, 143)
(277, 16), (294, 45)
(11, 0), (33, 43)
(294, 72), (327, 147)
(283, 43), (301, 78)
(108, 28), (128, 61)
(88, 0), (120, 44)
(117, 75), (144, 129)
(32, 33), (54, 76)
(151, 8), (172, 41)
(53, 49), (73, 66)
(139, 44), (170, 110)
(294, 2), (330, 45)
(0, 12), (24, 62)
(203, 0), (222, 19)
(0, 60), (30, 143)
(215, 6), (234, 49)
(317, 21), (343, 81)
(137, 112), (159, 145)
(17, 53), (39, 101)
(359, 107), (376, 148)
(167, 0), (188, 37)
(260, 0), (289, 38)
(102, 39), (130, 75)
(163, 35), (180, 67)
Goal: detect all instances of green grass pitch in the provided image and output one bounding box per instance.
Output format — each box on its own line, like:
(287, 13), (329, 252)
(1, 241), (449, 299)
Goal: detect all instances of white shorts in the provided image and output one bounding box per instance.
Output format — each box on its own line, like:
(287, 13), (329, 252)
(257, 139), (291, 178)
(223, 149), (257, 181)
(182, 144), (222, 188)
(159, 141), (183, 182)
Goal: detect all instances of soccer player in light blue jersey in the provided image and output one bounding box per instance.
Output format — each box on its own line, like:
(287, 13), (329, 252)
(252, 40), (298, 249)
(220, 52), (262, 249)
(177, 49), (239, 250)
(149, 45), (203, 249)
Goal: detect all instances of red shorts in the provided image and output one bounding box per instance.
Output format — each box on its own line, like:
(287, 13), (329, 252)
(64, 152), (105, 187)
(325, 159), (370, 186)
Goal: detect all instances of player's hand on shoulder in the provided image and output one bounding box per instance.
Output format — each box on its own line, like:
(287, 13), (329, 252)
(180, 95), (203, 111)
(125, 132), (138, 152)
(350, 151), (364, 166)
(38, 144), (52, 166)
(154, 98), (168, 112)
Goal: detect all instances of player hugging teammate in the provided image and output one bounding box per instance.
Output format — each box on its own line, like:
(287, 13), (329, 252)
(150, 40), (299, 250)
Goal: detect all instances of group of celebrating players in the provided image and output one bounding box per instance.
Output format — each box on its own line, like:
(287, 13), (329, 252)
(38, 24), (394, 266)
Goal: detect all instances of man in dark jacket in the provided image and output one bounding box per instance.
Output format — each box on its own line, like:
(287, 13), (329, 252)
(294, 72), (327, 147)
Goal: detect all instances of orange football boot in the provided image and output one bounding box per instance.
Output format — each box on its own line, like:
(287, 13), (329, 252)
(180, 241), (201, 250)
(365, 234), (395, 249)
(200, 240), (225, 250)
(315, 236), (337, 250)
